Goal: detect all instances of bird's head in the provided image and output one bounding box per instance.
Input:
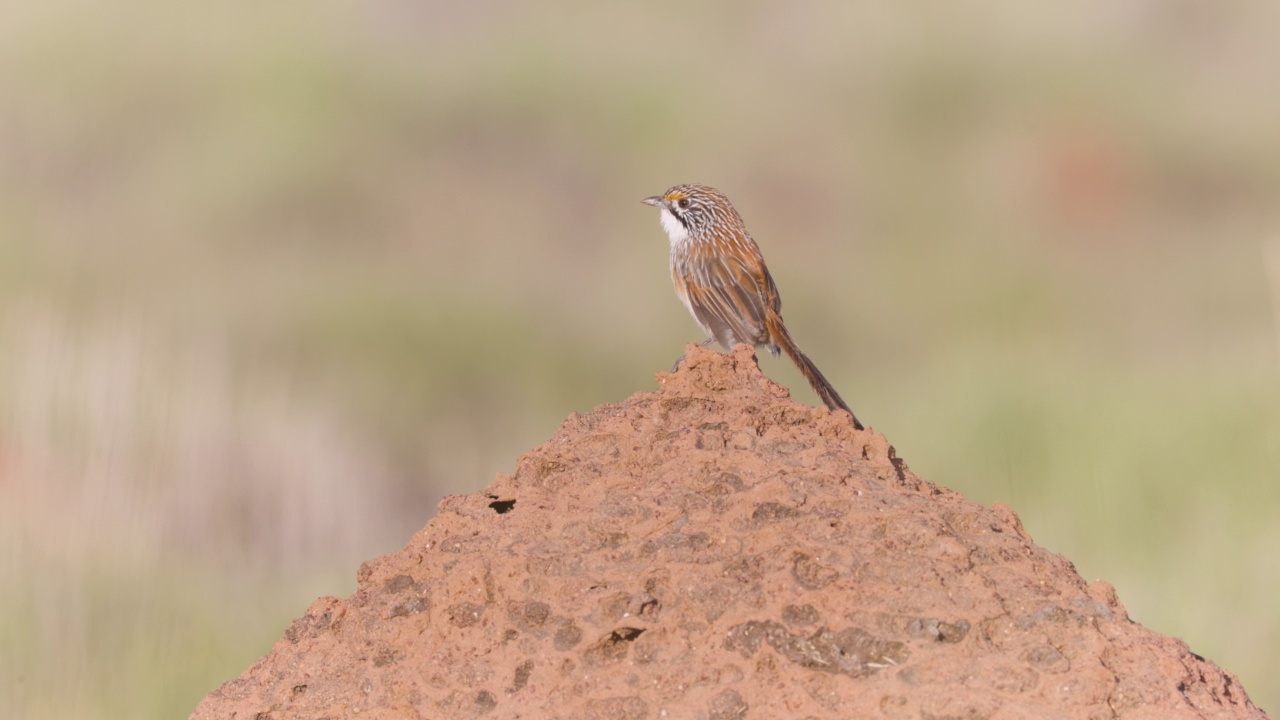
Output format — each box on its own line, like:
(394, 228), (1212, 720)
(642, 183), (741, 245)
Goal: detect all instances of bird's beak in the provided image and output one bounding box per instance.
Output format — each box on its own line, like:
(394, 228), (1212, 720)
(641, 196), (664, 207)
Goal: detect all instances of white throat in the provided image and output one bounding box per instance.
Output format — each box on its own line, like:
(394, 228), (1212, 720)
(658, 207), (691, 247)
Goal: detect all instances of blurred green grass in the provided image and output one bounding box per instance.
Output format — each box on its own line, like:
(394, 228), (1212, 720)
(1, 1), (1278, 716)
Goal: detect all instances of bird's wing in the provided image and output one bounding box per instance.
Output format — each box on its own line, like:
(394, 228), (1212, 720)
(678, 241), (772, 348)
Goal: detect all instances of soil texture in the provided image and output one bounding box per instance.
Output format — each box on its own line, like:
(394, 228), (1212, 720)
(192, 343), (1267, 719)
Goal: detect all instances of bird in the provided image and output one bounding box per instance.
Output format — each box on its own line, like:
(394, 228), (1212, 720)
(642, 183), (865, 430)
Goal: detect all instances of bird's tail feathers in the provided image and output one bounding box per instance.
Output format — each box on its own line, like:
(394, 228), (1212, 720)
(765, 310), (864, 430)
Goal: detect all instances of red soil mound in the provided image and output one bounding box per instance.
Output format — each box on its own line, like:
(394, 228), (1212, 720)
(192, 343), (1266, 719)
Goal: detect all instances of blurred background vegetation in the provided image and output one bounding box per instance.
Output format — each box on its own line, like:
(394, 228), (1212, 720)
(1, 0), (1277, 716)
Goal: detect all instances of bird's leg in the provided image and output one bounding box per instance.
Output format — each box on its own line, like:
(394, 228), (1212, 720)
(670, 338), (717, 372)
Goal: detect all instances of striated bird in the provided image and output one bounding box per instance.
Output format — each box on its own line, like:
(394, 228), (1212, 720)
(643, 183), (864, 429)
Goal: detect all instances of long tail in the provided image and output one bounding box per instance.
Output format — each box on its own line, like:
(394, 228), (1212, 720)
(765, 310), (864, 430)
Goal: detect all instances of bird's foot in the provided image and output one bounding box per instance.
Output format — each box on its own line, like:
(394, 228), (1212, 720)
(670, 338), (718, 371)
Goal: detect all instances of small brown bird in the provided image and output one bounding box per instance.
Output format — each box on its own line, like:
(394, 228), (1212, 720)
(643, 183), (864, 430)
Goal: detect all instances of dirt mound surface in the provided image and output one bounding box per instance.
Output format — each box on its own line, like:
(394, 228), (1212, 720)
(192, 343), (1266, 719)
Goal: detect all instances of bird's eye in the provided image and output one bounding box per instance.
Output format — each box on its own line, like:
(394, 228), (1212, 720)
(677, 198), (691, 210)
